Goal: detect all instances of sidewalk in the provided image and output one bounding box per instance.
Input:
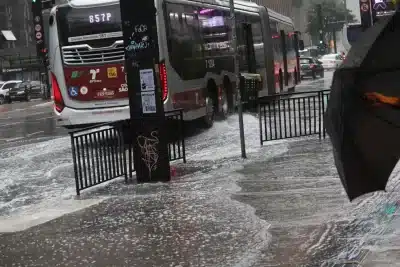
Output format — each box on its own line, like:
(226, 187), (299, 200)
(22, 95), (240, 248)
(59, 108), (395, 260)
(0, 137), (398, 266)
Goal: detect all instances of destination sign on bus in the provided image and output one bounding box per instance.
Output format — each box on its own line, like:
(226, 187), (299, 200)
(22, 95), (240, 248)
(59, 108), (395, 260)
(57, 4), (122, 45)
(89, 13), (112, 23)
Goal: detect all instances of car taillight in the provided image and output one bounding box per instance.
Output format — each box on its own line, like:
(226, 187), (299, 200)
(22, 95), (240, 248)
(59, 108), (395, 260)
(50, 72), (64, 113)
(158, 62), (168, 101)
(310, 64), (315, 68)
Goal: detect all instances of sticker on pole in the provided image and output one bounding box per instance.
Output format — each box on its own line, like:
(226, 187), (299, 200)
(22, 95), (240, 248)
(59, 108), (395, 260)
(36, 32), (42, 39)
(139, 68), (155, 91)
(361, 3), (369, 12)
(141, 91), (156, 113)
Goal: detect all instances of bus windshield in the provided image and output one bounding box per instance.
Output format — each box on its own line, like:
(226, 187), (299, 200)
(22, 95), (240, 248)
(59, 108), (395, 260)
(56, 4), (122, 46)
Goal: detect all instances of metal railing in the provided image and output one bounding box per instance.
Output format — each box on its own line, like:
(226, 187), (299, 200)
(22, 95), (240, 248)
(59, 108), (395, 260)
(70, 123), (127, 195)
(166, 109), (186, 162)
(69, 109), (186, 195)
(259, 90), (330, 145)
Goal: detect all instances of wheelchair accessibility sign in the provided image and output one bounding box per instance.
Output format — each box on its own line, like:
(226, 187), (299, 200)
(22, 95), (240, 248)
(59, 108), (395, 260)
(68, 86), (79, 97)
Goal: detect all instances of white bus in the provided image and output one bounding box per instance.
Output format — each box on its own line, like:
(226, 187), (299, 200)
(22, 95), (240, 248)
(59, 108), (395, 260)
(48, 0), (301, 128)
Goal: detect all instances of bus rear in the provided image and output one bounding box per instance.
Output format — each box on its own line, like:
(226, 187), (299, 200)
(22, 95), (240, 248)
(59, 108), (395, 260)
(49, 0), (129, 128)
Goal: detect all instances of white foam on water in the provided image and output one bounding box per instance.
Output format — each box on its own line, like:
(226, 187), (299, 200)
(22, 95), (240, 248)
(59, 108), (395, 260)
(0, 112), (293, 267)
(0, 136), (98, 231)
(0, 113), (284, 236)
(0, 198), (105, 232)
(34, 101), (53, 107)
(186, 114), (264, 161)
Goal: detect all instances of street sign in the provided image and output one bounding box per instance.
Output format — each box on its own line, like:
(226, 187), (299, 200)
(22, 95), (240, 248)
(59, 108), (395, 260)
(32, 0), (48, 66)
(119, 0), (171, 183)
(359, 0), (373, 29)
(361, 3), (369, 12)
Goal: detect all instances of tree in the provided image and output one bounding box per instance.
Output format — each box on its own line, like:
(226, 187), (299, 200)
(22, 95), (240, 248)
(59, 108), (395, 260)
(307, 1), (356, 40)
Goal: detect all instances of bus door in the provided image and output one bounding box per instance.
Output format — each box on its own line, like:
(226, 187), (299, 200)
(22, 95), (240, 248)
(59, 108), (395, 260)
(242, 23), (256, 73)
(239, 23), (258, 104)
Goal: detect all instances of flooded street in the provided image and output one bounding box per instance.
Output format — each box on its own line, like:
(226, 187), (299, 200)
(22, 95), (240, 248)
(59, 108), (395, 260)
(1, 72), (400, 266)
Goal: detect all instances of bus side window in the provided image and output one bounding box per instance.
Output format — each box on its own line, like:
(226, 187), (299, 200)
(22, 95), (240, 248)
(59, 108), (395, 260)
(165, 3), (204, 80)
(270, 20), (281, 60)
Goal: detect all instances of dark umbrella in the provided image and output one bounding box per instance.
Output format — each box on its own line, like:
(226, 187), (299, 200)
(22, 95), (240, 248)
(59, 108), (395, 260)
(325, 13), (400, 201)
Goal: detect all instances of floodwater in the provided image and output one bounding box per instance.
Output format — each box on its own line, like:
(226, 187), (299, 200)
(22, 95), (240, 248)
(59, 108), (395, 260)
(1, 71), (400, 266)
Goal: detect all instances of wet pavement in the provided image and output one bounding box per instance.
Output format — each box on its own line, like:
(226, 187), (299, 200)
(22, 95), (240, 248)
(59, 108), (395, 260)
(1, 71), (400, 266)
(0, 99), (66, 148)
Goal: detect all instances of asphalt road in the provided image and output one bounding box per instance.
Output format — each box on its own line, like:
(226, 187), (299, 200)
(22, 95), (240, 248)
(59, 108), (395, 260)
(0, 99), (67, 148)
(295, 70), (333, 92)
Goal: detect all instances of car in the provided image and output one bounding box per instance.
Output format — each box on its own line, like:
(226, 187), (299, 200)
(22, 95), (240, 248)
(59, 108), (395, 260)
(8, 81), (47, 103)
(8, 81), (35, 102)
(319, 54), (344, 70)
(300, 57), (324, 79)
(27, 80), (46, 99)
(0, 80), (22, 104)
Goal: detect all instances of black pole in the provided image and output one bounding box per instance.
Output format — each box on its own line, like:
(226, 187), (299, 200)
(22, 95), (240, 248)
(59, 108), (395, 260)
(316, 4), (325, 55)
(32, 0), (51, 99)
(31, 0), (46, 61)
(119, 0), (171, 183)
(360, 0), (373, 29)
(317, 4), (323, 42)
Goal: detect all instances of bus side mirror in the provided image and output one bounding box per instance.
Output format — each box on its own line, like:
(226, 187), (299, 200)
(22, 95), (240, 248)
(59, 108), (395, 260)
(298, 40), (305, 51)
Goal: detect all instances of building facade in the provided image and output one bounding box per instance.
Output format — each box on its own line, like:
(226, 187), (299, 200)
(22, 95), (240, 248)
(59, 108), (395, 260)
(0, 0), (36, 57)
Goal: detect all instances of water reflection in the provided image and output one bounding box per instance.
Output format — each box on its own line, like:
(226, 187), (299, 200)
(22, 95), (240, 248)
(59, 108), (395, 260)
(0, 107), (65, 144)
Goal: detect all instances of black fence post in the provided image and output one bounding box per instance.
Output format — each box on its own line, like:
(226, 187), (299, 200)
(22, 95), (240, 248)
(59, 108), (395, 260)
(318, 91), (322, 139)
(322, 91), (327, 139)
(119, 123), (129, 183)
(259, 101), (263, 146)
(70, 133), (80, 196)
(119, 0), (171, 183)
(180, 110), (187, 163)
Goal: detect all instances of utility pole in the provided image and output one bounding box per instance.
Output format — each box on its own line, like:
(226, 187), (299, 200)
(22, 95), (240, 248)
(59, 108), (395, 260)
(316, 4), (325, 54)
(229, 0), (246, 158)
(119, 0), (171, 182)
